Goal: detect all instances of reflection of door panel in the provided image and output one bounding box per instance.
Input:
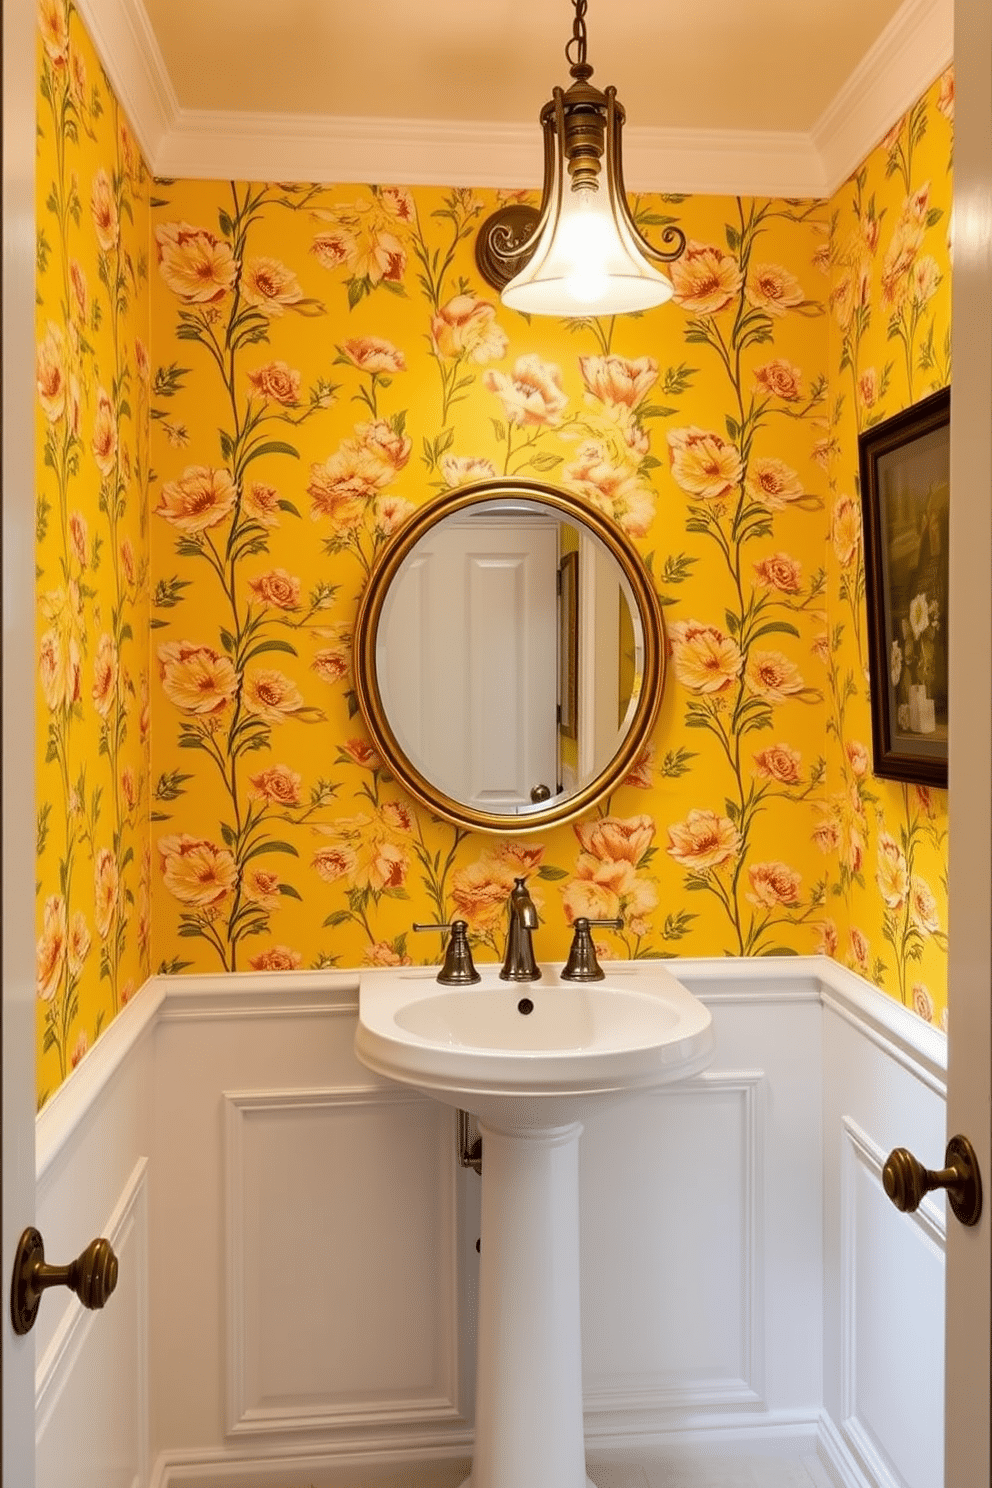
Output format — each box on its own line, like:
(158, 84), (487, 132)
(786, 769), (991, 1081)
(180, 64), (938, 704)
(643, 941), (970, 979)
(379, 521), (559, 811)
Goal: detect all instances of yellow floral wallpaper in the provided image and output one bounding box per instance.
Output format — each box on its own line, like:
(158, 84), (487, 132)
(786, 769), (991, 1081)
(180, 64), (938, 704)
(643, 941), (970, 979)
(35, 0), (151, 1105)
(824, 70), (953, 1025)
(34, 0), (954, 1105)
(147, 181), (833, 976)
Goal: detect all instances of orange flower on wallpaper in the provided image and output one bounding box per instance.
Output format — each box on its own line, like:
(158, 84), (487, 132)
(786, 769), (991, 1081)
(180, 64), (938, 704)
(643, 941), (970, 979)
(242, 669), (306, 724)
(158, 834), (238, 908)
(94, 848), (119, 938)
(745, 456), (806, 509)
(39, 0), (69, 63)
(669, 620), (743, 695)
(578, 355), (657, 409)
(562, 857), (657, 932)
(340, 336), (407, 374)
(667, 810), (741, 871)
(574, 814), (654, 866)
(745, 263), (805, 316)
(562, 441), (653, 536)
(37, 896), (68, 1002)
(242, 481), (283, 527)
(744, 650), (807, 704)
(753, 359), (803, 402)
(831, 495), (860, 566)
(876, 832), (909, 910)
(248, 568), (301, 609)
(91, 388), (118, 473)
(92, 634), (119, 716)
(754, 744), (803, 784)
(156, 466), (237, 532)
(240, 258), (303, 315)
(249, 764), (303, 807)
(39, 626), (82, 712)
(249, 946), (304, 971)
(155, 222), (238, 304)
(431, 295), (507, 364)
(37, 322), (69, 422)
(667, 427), (743, 501)
(159, 641), (238, 714)
(484, 354), (568, 428)
(450, 857), (521, 932)
(90, 168), (119, 251)
(909, 876), (941, 935)
(753, 553), (803, 593)
(441, 455), (498, 487)
(746, 861), (802, 908)
(247, 362), (302, 405)
(669, 240), (742, 313)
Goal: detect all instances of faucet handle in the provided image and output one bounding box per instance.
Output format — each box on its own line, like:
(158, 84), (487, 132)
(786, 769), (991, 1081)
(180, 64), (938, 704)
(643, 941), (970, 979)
(412, 920), (481, 986)
(560, 916), (623, 982)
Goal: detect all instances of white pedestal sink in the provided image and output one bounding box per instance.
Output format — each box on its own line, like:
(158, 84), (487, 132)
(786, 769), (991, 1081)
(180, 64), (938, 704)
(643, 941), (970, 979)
(356, 961), (714, 1488)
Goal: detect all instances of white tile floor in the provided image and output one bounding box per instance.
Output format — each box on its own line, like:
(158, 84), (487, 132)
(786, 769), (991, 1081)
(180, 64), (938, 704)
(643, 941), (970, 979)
(311, 1443), (838, 1488)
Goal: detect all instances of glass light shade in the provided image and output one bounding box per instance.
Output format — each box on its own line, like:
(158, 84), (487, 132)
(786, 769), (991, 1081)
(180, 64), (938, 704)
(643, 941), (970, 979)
(501, 177), (674, 317)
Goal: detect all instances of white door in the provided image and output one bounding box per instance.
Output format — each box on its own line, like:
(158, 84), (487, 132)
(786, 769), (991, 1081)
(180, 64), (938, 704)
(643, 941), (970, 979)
(3, 0), (41, 1478)
(379, 519), (560, 811)
(942, 7), (991, 1483)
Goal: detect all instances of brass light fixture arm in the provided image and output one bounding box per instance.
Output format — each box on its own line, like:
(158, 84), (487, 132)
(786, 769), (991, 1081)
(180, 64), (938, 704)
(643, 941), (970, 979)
(606, 89), (686, 265)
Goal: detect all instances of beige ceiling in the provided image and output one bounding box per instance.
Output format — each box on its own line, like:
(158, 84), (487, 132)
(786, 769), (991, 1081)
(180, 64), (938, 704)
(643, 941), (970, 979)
(143, 0), (909, 134)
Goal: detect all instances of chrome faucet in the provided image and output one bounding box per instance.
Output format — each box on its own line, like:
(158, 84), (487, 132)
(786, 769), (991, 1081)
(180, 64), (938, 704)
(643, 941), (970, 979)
(500, 877), (541, 983)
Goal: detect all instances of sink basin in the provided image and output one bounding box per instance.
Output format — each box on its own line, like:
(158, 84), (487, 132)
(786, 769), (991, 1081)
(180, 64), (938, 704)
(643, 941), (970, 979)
(356, 960), (713, 1125)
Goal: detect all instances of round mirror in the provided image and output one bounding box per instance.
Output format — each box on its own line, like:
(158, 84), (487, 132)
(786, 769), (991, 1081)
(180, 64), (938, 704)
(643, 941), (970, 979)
(353, 478), (666, 833)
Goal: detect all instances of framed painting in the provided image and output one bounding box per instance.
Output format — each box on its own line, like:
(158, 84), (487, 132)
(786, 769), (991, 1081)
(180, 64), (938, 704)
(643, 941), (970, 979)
(858, 386), (950, 787)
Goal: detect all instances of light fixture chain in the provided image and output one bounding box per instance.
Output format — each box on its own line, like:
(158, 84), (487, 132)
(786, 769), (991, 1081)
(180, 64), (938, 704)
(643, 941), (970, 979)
(565, 0), (588, 72)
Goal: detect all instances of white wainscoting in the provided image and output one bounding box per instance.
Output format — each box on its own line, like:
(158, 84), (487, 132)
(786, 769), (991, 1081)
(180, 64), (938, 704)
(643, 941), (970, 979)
(33, 957), (946, 1488)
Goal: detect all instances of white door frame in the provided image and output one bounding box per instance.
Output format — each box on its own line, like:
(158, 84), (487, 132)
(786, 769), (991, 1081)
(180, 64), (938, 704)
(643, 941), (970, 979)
(3, 0), (41, 1479)
(944, 5), (992, 1483)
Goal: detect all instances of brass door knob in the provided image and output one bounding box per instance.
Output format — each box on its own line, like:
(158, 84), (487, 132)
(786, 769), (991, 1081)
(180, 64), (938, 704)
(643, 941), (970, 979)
(10, 1226), (119, 1335)
(882, 1134), (983, 1227)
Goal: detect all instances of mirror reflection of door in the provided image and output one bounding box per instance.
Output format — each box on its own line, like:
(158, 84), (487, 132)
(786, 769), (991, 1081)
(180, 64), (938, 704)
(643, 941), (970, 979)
(378, 518), (560, 812)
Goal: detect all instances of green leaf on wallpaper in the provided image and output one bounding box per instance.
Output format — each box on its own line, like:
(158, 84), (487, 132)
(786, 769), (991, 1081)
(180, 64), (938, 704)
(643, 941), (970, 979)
(345, 689), (360, 718)
(243, 639), (298, 665)
(347, 277), (370, 310)
(724, 415), (740, 441)
(530, 452), (562, 472)
(537, 865), (569, 881)
(217, 209), (235, 238)
(243, 840), (299, 861)
(638, 404), (677, 421)
(658, 553), (696, 585)
(662, 910), (696, 941)
(724, 610), (740, 636)
(219, 628), (236, 655)
(660, 749), (697, 778)
(491, 418), (507, 442)
(244, 440), (300, 466)
(36, 803), (52, 859)
(724, 224), (740, 250)
(760, 946), (798, 957)
(277, 499), (301, 517)
(220, 822), (235, 847)
(750, 620), (800, 641)
(279, 884), (303, 901)
(390, 410), (408, 437)
(724, 799), (740, 823)
(323, 911), (352, 929)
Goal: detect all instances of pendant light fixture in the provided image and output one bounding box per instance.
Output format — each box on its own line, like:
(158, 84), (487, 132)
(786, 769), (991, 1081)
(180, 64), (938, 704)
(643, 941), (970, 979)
(475, 0), (686, 317)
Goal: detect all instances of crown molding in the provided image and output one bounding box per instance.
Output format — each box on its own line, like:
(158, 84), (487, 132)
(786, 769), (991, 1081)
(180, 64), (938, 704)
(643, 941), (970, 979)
(812, 0), (953, 192)
(76, 0), (951, 200)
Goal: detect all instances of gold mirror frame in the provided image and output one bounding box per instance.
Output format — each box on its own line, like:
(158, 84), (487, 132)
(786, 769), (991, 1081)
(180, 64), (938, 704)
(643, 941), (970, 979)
(353, 477), (666, 834)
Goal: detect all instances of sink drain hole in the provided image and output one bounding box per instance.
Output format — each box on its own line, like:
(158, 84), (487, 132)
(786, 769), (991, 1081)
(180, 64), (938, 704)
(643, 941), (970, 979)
(517, 997), (534, 1015)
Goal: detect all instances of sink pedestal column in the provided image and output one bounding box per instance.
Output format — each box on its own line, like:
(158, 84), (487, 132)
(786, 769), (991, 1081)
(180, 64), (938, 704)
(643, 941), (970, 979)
(462, 1119), (595, 1488)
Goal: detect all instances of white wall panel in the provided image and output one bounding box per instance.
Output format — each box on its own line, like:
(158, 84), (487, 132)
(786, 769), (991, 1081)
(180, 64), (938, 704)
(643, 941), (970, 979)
(224, 1086), (461, 1434)
(581, 1072), (764, 1412)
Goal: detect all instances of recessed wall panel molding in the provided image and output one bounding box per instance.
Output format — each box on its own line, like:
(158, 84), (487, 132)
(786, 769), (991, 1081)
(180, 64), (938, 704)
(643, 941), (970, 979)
(36, 1158), (150, 1488)
(580, 1071), (765, 1415)
(223, 1085), (463, 1437)
(839, 1118), (945, 1488)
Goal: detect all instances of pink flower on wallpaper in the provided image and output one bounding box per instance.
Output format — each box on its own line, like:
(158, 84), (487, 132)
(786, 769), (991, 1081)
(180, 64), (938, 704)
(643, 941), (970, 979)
(578, 354), (657, 409)
(242, 481), (283, 528)
(340, 337), (407, 374)
(876, 832), (909, 910)
(248, 568), (301, 609)
(242, 669), (306, 725)
(744, 650), (806, 704)
(432, 295), (507, 364)
(248, 764), (303, 808)
(753, 359), (803, 402)
(666, 810), (741, 871)
(247, 361), (302, 404)
(753, 553), (802, 592)
(574, 814), (654, 867)
(746, 456), (806, 510)
(37, 322), (68, 423)
(669, 619), (743, 695)
(90, 168), (119, 252)
(158, 834), (238, 908)
(667, 427), (743, 501)
(484, 355), (567, 428)
(746, 263), (805, 317)
(746, 861), (802, 908)
(158, 640), (238, 715)
(753, 744), (803, 784)
(94, 848), (119, 937)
